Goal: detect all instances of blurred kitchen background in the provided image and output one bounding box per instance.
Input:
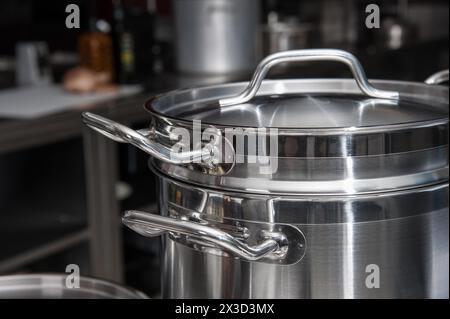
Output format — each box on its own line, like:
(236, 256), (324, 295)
(0, 0), (448, 297)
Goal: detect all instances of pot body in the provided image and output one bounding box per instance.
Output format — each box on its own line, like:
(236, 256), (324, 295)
(155, 171), (449, 299)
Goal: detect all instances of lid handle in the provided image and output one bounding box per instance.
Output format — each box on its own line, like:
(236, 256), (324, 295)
(219, 49), (399, 107)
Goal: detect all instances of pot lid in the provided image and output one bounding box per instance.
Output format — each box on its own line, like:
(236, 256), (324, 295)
(143, 50), (448, 194)
(83, 50), (448, 195)
(152, 91), (447, 129)
(148, 50), (448, 133)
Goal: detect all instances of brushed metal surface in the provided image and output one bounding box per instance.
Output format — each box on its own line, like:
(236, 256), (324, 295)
(152, 147), (449, 194)
(154, 170), (449, 223)
(155, 175), (449, 299)
(161, 208), (448, 298)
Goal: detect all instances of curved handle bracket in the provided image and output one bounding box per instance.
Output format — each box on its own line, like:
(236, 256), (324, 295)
(219, 49), (399, 107)
(122, 210), (306, 264)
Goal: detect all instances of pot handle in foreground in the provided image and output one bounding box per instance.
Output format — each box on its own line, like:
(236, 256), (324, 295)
(122, 210), (298, 262)
(82, 112), (234, 174)
(219, 49), (399, 107)
(425, 69), (449, 85)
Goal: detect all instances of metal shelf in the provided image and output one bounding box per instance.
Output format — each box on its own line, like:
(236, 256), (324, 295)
(0, 228), (89, 273)
(0, 86), (170, 282)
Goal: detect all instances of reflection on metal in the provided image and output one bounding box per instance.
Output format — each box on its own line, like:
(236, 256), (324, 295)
(157, 174), (449, 299)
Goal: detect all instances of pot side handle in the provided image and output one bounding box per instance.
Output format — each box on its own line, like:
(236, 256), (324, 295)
(122, 210), (289, 261)
(219, 49), (399, 107)
(82, 112), (211, 165)
(425, 69), (449, 85)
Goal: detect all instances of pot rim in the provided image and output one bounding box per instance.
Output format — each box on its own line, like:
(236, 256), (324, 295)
(144, 78), (448, 135)
(0, 273), (149, 299)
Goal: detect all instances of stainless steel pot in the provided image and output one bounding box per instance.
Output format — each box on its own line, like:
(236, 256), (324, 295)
(173, 0), (261, 75)
(0, 274), (148, 299)
(83, 50), (449, 299)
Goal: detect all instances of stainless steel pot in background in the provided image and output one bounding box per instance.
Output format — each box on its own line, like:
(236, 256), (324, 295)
(263, 12), (313, 55)
(0, 274), (148, 299)
(173, 0), (261, 75)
